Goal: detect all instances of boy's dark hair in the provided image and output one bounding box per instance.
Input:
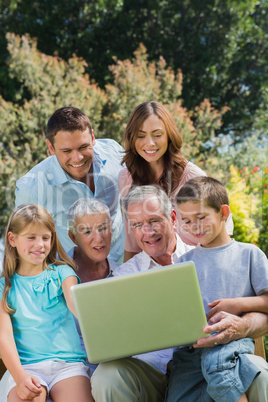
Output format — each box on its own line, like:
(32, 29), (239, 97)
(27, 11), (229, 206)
(46, 106), (92, 144)
(176, 176), (229, 212)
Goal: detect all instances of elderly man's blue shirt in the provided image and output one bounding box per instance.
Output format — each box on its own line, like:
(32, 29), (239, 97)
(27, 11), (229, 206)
(15, 139), (124, 262)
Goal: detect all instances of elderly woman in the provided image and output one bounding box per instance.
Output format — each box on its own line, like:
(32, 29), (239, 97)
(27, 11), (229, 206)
(67, 198), (119, 374)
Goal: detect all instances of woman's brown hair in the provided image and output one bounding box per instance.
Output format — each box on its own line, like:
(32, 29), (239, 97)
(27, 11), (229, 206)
(122, 101), (187, 195)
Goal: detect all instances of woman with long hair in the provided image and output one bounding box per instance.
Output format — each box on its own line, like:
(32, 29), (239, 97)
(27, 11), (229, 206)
(119, 101), (232, 261)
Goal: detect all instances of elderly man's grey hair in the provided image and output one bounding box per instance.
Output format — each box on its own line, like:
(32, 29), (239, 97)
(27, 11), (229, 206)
(123, 185), (172, 220)
(68, 198), (111, 233)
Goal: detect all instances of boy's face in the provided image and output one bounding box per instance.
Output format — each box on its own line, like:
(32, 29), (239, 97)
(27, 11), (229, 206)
(178, 201), (230, 248)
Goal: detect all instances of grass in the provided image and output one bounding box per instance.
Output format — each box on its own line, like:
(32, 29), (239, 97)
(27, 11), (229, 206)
(264, 335), (268, 361)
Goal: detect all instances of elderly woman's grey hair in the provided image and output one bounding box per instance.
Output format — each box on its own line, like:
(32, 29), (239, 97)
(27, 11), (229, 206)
(123, 185), (172, 220)
(68, 198), (111, 233)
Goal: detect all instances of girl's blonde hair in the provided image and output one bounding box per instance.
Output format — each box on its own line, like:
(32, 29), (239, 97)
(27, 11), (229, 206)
(122, 101), (187, 195)
(1, 204), (76, 314)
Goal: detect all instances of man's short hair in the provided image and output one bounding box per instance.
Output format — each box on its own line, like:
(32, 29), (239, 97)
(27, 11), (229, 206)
(123, 185), (173, 219)
(68, 198), (111, 233)
(46, 106), (92, 144)
(176, 176), (229, 212)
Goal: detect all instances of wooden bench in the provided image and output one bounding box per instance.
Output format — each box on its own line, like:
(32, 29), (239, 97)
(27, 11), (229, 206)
(255, 336), (266, 359)
(0, 358), (6, 379)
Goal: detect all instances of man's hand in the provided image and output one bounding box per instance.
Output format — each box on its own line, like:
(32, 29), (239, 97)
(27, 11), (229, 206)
(16, 374), (42, 400)
(193, 311), (251, 348)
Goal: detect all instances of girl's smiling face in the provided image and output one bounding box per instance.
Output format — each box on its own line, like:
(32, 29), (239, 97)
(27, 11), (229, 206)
(135, 114), (168, 165)
(8, 223), (52, 274)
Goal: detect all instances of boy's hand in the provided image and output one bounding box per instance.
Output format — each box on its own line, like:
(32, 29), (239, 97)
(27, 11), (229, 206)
(206, 298), (243, 320)
(16, 374), (42, 400)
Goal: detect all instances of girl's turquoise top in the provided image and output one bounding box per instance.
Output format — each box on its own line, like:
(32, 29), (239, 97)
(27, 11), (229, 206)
(0, 264), (86, 365)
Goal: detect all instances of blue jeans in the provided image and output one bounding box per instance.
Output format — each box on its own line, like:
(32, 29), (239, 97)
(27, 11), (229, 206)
(166, 339), (260, 402)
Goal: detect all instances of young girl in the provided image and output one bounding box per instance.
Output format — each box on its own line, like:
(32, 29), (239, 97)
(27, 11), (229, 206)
(119, 101), (233, 261)
(0, 204), (94, 402)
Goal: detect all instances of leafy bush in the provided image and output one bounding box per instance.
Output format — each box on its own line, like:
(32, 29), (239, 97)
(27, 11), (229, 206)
(0, 34), (228, 235)
(233, 165), (268, 255)
(0, 33), (106, 234)
(226, 165), (259, 244)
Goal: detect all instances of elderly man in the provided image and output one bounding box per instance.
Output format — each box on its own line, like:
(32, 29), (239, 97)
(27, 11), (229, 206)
(90, 185), (193, 401)
(90, 185), (268, 402)
(15, 106), (124, 262)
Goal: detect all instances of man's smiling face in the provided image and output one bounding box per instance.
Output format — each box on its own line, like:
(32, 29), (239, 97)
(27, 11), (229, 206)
(47, 128), (95, 181)
(127, 196), (177, 261)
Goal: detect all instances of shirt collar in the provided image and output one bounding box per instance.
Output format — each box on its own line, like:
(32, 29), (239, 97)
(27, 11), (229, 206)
(145, 234), (185, 269)
(107, 257), (119, 276)
(91, 142), (107, 180)
(49, 156), (71, 185)
(173, 234), (188, 262)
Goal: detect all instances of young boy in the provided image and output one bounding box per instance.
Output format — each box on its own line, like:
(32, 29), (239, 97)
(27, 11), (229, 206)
(166, 176), (268, 402)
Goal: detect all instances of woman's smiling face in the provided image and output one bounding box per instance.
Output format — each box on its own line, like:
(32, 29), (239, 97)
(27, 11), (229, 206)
(135, 114), (168, 165)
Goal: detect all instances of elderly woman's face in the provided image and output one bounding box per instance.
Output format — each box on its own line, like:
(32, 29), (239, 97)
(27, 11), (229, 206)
(73, 213), (112, 262)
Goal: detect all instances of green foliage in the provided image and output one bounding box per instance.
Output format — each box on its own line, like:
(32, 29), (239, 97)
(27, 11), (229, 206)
(0, 34), (227, 235)
(265, 335), (268, 361)
(236, 165), (268, 255)
(101, 43), (229, 172)
(224, 164), (268, 256)
(226, 165), (259, 244)
(0, 33), (106, 235)
(101, 43), (188, 144)
(0, 0), (267, 141)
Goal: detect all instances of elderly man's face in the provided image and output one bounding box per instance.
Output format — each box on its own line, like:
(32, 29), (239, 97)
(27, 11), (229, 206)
(127, 197), (177, 259)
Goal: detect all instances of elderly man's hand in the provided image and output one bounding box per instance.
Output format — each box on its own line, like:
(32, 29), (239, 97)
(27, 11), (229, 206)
(193, 311), (251, 348)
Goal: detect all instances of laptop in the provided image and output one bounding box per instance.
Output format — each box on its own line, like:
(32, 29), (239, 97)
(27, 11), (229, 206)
(71, 261), (208, 364)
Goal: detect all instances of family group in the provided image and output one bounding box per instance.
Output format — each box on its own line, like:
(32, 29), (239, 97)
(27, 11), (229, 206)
(0, 102), (268, 402)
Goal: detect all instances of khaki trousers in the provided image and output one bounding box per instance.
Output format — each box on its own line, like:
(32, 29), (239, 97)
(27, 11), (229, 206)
(91, 357), (167, 402)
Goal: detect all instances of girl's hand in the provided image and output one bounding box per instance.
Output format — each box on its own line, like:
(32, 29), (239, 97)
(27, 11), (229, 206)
(62, 275), (79, 317)
(207, 298), (243, 320)
(16, 374), (42, 400)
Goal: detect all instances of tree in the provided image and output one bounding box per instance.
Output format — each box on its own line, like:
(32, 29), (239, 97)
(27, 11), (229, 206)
(226, 165), (259, 245)
(0, 0), (267, 141)
(0, 0), (124, 100)
(0, 33), (106, 235)
(101, 43), (229, 170)
(0, 34), (227, 235)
